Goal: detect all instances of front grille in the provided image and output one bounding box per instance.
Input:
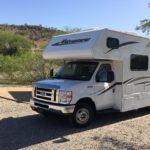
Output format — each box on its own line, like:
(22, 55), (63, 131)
(34, 87), (58, 103)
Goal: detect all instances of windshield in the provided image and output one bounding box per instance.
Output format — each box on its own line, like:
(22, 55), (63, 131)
(54, 61), (98, 81)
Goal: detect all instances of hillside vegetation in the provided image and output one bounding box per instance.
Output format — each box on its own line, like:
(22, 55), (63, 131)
(0, 24), (67, 84)
(0, 24), (65, 51)
(0, 30), (31, 55)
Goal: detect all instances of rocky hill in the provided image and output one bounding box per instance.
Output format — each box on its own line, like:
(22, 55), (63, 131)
(0, 24), (65, 49)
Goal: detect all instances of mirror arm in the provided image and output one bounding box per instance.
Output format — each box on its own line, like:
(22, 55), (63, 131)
(50, 68), (54, 78)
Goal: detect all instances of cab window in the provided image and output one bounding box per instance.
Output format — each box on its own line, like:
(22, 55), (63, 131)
(96, 64), (113, 82)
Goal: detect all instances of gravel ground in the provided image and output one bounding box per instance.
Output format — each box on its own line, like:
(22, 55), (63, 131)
(0, 86), (150, 150)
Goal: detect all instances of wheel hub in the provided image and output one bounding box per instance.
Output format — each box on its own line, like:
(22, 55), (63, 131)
(76, 108), (89, 124)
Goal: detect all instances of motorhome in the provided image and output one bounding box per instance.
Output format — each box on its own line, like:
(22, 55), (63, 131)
(30, 28), (150, 127)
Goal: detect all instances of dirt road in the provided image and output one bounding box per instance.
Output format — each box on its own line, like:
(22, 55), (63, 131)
(0, 86), (150, 150)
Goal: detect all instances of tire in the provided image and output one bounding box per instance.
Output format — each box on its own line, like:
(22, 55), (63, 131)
(70, 102), (95, 128)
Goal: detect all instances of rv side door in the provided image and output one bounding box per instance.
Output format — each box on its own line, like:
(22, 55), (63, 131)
(94, 63), (115, 110)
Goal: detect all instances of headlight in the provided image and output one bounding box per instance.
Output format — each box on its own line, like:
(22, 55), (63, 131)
(58, 90), (72, 104)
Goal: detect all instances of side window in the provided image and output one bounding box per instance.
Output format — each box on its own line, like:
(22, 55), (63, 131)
(96, 64), (114, 82)
(107, 37), (119, 49)
(130, 54), (148, 71)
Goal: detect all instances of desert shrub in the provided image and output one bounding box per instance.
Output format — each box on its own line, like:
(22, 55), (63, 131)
(0, 30), (31, 55)
(38, 40), (49, 49)
(0, 52), (62, 84)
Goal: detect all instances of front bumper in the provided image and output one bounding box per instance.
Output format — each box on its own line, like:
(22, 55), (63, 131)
(30, 98), (75, 114)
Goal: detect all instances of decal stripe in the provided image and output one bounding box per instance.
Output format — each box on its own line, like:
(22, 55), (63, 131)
(119, 41), (139, 47)
(127, 76), (150, 84)
(97, 77), (150, 96)
(134, 81), (150, 85)
(146, 83), (150, 86)
(92, 88), (105, 95)
(105, 48), (113, 54)
(123, 78), (133, 84)
(105, 41), (139, 54)
(97, 82), (122, 95)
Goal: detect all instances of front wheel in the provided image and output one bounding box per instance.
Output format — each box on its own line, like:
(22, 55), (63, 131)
(70, 102), (95, 128)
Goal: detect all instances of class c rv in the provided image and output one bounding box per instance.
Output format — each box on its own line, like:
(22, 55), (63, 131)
(30, 28), (150, 127)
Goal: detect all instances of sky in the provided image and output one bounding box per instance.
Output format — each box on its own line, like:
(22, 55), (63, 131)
(0, 0), (150, 36)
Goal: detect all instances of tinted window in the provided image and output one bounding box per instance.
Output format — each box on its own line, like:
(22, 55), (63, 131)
(107, 37), (119, 49)
(96, 64), (112, 82)
(130, 54), (148, 71)
(54, 61), (98, 81)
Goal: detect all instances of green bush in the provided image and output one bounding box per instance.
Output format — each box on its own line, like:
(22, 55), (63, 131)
(0, 52), (62, 84)
(0, 30), (31, 55)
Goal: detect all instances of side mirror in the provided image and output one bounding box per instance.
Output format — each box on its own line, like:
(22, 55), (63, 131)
(107, 71), (114, 83)
(50, 68), (54, 78)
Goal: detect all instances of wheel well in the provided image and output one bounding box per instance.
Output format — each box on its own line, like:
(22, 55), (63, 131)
(77, 98), (96, 113)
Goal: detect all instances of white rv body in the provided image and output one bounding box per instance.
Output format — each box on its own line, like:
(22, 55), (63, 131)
(30, 28), (150, 127)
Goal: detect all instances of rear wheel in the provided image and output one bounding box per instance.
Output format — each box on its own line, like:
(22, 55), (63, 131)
(70, 102), (95, 128)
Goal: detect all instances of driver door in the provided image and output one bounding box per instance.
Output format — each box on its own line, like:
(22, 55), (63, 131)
(94, 63), (115, 110)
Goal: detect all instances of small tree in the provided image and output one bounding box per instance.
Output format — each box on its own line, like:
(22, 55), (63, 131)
(136, 3), (150, 35)
(136, 19), (150, 35)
